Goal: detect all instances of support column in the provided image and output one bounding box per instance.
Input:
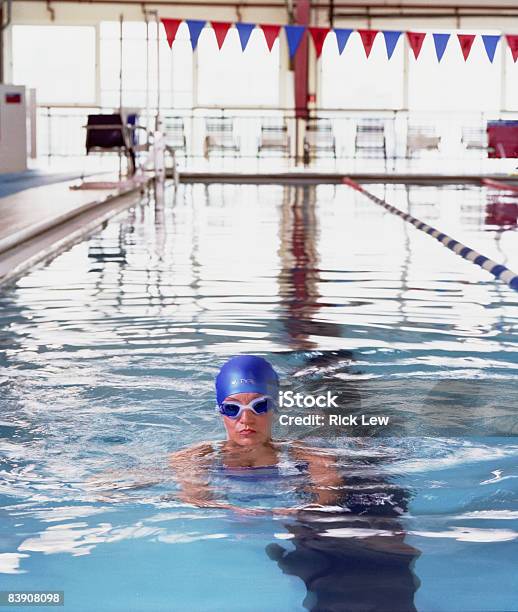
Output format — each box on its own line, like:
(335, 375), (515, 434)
(402, 33), (409, 111)
(401, 33), (410, 161)
(279, 24), (295, 161)
(1, 18), (13, 84)
(279, 25), (291, 109)
(0, 5), (3, 84)
(307, 25), (317, 116)
(500, 39), (507, 112)
(95, 22), (101, 106)
(294, 0), (310, 165)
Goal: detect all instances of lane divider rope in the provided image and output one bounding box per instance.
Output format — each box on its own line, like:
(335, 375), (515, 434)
(482, 178), (518, 194)
(342, 177), (518, 292)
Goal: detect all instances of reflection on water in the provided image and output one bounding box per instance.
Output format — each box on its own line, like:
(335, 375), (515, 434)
(0, 183), (517, 611)
(278, 185), (332, 350)
(266, 444), (420, 612)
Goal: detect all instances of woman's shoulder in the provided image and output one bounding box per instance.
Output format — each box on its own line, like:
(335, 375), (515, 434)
(169, 441), (216, 465)
(286, 441), (337, 467)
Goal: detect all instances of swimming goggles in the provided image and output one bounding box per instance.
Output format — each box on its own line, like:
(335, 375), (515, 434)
(217, 395), (275, 419)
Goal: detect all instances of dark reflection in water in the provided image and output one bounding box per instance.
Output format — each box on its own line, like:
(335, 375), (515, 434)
(485, 195), (518, 229)
(278, 185), (343, 350)
(268, 379), (420, 610)
(268, 485), (420, 612)
(272, 186), (420, 611)
(269, 512), (419, 612)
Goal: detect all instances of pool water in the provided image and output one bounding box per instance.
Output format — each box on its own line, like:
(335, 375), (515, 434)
(0, 183), (517, 611)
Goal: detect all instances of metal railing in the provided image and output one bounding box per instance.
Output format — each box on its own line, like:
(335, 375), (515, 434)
(35, 105), (518, 173)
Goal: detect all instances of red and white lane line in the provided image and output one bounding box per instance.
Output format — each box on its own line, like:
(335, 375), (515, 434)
(482, 178), (518, 194)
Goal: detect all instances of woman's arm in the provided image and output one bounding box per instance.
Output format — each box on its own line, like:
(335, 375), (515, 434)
(169, 442), (216, 506)
(290, 443), (344, 507)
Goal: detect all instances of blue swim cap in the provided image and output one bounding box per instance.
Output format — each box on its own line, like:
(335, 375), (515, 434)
(215, 355), (279, 406)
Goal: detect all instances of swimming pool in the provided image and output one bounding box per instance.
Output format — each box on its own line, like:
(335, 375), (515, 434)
(0, 182), (517, 611)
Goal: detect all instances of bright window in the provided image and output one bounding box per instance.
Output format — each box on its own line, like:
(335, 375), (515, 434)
(321, 30), (405, 109)
(100, 21), (193, 109)
(321, 28), (503, 112)
(408, 31), (501, 111)
(196, 26), (280, 107)
(12, 25), (96, 105)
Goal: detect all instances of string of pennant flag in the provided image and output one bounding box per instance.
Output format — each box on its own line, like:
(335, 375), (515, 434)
(161, 18), (518, 63)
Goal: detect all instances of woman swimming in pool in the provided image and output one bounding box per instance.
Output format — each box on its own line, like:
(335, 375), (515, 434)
(169, 354), (343, 513)
(176, 356), (420, 611)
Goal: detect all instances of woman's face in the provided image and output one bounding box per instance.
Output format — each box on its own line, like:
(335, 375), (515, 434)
(221, 392), (273, 446)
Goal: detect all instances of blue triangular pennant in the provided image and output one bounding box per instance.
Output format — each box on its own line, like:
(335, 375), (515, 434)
(186, 20), (205, 50)
(382, 30), (402, 59)
(482, 34), (500, 63)
(334, 28), (353, 55)
(432, 33), (450, 62)
(235, 22), (255, 51)
(284, 25), (305, 59)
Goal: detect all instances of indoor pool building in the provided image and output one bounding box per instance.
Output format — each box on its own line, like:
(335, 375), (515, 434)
(0, 1), (517, 611)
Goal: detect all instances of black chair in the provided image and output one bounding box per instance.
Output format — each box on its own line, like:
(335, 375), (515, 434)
(85, 113), (136, 175)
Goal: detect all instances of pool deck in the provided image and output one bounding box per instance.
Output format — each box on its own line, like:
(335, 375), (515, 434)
(0, 174), (151, 287)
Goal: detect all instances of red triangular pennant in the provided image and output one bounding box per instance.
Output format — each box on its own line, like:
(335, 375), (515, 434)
(161, 18), (182, 49)
(458, 34), (476, 60)
(309, 27), (330, 58)
(406, 31), (426, 59)
(358, 29), (379, 58)
(211, 21), (231, 49)
(260, 24), (281, 51)
(506, 34), (518, 62)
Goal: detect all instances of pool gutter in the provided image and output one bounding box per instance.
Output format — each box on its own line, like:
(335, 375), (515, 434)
(173, 171), (518, 186)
